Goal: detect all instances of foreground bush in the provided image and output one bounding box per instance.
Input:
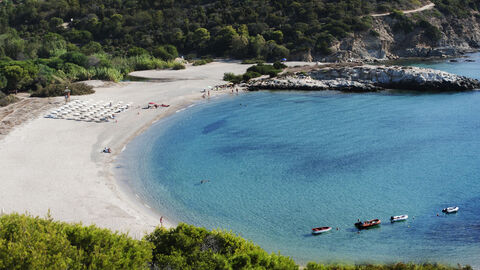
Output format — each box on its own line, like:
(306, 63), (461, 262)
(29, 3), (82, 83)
(146, 223), (298, 270)
(0, 213), (152, 269)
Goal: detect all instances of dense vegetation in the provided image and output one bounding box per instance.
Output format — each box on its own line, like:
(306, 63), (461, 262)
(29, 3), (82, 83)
(0, 46), (183, 99)
(0, 0), (434, 64)
(0, 0), (479, 98)
(0, 213), (152, 269)
(147, 223), (298, 269)
(0, 213), (474, 270)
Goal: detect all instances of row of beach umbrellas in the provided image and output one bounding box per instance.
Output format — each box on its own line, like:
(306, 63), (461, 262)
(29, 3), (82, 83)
(44, 99), (132, 123)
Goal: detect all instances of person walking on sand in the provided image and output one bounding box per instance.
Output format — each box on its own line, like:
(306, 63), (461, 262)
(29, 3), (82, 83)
(236, 88), (239, 94)
(160, 216), (164, 227)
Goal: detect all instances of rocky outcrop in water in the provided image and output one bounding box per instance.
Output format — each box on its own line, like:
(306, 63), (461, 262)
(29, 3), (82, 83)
(248, 65), (480, 92)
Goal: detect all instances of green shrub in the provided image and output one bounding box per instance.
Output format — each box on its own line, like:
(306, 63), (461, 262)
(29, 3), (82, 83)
(391, 11), (415, 33)
(417, 20), (442, 42)
(0, 213), (152, 269)
(273, 61), (287, 69)
(31, 82), (95, 97)
(172, 62), (185, 70)
(60, 52), (88, 68)
(81, 41), (103, 55)
(192, 58), (213, 66)
(128, 46), (149, 57)
(146, 223), (298, 270)
(243, 71), (261, 81)
(247, 63), (281, 77)
(0, 61), (39, 91)
(153, 45), (178, 61)
(132, 55), (156, 70)
(152, 58), (175, 69)
(62, 63), (89, 81)
(223, 72), (243, 84)
(89, 67), (123, 81)
(241, 59), (265, 64)
(0, 93), (19, 107)
(44, 57), (64, 70)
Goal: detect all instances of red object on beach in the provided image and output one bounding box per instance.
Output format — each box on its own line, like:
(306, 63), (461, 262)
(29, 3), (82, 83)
(148, 102), (157, 105)
(355, 219), (381, 229)
(161, 104), (170, 107)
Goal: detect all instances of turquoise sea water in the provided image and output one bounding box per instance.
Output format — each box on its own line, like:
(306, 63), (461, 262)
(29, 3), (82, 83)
(117, 53), (480, 266)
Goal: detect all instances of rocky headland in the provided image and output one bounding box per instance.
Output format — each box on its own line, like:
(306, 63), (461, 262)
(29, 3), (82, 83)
(247, 65), (480, 92)
(294, 4), (480, 62)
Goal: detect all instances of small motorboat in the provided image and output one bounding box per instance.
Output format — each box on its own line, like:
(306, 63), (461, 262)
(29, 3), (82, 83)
(311, 227), (332, 235)
(355, 219), (381, 229)
(442, 206), (459, 214)
(390, 215), (408, 222)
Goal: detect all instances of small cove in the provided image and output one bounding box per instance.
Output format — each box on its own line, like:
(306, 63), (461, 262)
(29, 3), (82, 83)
(117, 53), (480, 266)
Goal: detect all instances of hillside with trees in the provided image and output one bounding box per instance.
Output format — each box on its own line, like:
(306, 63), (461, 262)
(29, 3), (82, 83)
(0, 0), (479, 102)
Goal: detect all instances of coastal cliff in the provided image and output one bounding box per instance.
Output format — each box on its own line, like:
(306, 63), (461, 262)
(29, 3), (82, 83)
(248, 65), (480, 92)
(314, 8), (480, 62)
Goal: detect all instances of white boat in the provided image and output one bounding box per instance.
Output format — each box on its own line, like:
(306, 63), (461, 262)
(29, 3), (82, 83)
(311, 227), (332, 235)
(442, 206), (459, 213)
(390, 215), (408, 222)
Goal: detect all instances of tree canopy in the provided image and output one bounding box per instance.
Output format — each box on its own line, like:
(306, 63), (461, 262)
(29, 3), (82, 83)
(0, 0), (478, 97)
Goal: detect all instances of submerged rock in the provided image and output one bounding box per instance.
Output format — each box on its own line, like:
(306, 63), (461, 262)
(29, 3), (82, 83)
(248, 65), (480, 92)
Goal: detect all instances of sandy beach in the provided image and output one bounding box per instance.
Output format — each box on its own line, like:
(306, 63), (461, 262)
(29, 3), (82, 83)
(0, 61), (250, 238)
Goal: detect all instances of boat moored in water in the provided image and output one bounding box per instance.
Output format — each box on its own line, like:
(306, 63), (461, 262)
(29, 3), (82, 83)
(311, 227), (332, 234)
(390, 215), (408, 222)
(355, 219), (381, 229)
(442, 206), (459, 213)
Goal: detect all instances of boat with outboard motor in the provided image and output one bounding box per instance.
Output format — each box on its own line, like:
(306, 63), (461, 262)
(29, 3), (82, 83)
(442, 206), (459, 213)
(390, 215), (408, 222)
(311, 227), (332, 234)
(355, 219), (381, 229)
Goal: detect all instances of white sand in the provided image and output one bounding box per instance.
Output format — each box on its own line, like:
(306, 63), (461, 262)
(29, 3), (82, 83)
(0, 62), (250, 238)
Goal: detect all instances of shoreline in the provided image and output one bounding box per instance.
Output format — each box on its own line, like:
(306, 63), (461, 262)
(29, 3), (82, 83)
(0, 61), (250, 238)
(108, 92), (236, 230)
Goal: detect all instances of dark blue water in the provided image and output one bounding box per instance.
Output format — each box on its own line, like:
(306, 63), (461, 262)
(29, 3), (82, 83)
(118, 53), (480, 266)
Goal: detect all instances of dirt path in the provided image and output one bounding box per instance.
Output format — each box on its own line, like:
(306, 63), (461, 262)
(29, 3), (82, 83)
(0, 95), (61, 140)
(370, 2), (435, 17)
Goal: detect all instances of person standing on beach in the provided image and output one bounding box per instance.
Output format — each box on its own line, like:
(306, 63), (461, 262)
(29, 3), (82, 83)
(160, 216), (164, 227)
(64, 86), (71, 103)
